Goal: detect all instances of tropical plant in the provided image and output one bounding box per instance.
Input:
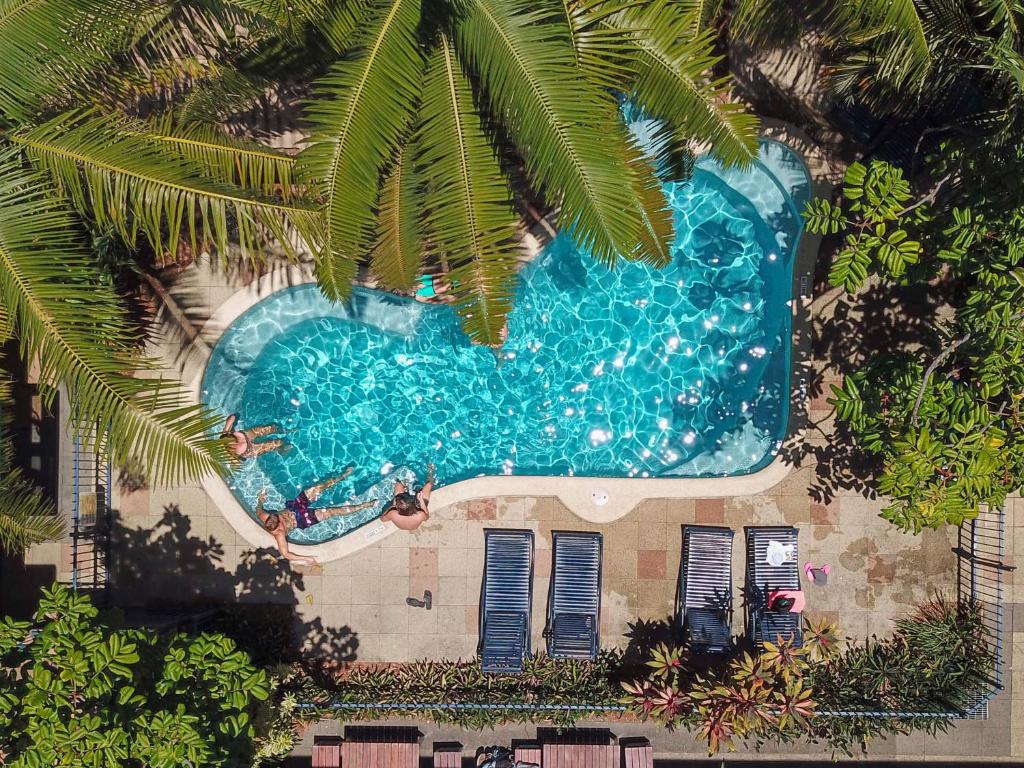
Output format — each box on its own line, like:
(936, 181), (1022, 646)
(0, 380), (64, 553)
(0, 584), (271, 767)
(802, 160), (922, 291)
(619, 620), (832, 754)
(808, 597), (992, 754)
(825, 0), (1024, 143)
(0, 1), (315, 487)
(264, 0), (760, 344)
(280, 653), (623, 728)
(812, 150), (1024, 532)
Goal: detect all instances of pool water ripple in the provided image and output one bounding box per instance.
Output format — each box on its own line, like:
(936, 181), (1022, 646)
(203, 161), (802, 544)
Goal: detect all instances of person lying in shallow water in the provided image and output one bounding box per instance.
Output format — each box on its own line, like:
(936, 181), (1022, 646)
(221, 413), (289, 460)
(381, 464), (435, 532)
(256, 467), (375, 565)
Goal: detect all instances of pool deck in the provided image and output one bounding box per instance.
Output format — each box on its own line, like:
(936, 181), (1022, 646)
(15, 131), (1024, 760)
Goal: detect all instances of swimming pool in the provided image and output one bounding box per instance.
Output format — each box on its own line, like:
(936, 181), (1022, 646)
(202, 140), (810, 544)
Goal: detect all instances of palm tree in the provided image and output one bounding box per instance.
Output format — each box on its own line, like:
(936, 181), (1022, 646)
(825, 0), (1024, 135)
(282, 0), (760, 344)
(0, 0), (315, 489)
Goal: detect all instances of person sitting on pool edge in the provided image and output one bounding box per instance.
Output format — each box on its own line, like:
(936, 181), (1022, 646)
(381, 464), (435, 531)
(256, 467), (375, 565)
(221, 413), (290, 461)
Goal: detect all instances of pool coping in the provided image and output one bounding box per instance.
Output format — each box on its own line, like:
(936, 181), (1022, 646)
(184, 264), (804, 562)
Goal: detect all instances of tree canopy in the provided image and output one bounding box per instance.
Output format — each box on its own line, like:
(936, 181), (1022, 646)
(0, 585), (271, 767)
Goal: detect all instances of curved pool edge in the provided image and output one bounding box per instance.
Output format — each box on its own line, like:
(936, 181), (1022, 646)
(185, 266), (807, 562)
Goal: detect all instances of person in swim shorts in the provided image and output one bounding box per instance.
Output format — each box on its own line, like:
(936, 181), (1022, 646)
(256, 467), (375, 564)
(221, 413), (289, 461)
(381, 464), (435, 532)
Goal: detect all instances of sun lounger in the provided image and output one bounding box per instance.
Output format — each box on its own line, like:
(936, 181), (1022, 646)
(545, 531), (603, 660)
(479, 529), (535, 673)
(745, 526), (803, 647)
(677, 525), (734, 653)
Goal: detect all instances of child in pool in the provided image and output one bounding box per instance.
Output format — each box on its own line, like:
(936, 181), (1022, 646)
(256, 467), (375, 564)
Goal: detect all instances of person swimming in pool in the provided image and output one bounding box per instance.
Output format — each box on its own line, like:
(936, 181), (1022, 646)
(381, 464), (435, 531)
(221, 413), (289, 461)
(414, 274), (453, 304)
(256, 467), (376, 564)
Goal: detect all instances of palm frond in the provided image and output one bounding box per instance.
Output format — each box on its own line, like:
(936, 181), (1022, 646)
(845, 0), (931, 86)
(456, 0), (647, 266)
(371, 144), (423, 291)
(0, 152), (229, 486)
(557, 0), (637, 88)
(673, 0), (725, 37)
(297, 0), (423, 297)
(977, 0), (1024, 44)
(0, 0), (140, 120)
(620, 1), (760, 168)
(417, 37), (521, 345)
(140, 116), (298, 199)
(628, 144), (673, 267)
(10, 110), (317, 261)
(0, 378), (64, 553)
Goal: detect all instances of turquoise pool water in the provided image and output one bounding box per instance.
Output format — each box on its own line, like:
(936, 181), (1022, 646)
(202, 141), (809, 544)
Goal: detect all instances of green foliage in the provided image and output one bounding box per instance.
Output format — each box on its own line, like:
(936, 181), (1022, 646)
(808, 598), (993, 754)
(0, 584), (270, 767)
(287, 654), (622, 730)
(819, 149), (1024, 532)
(0, 380), (64, 554)
(619, 619), (834, 754)
(0, 1), (316, 487)
(802, 161), (921, 292)
(289, 0), (758, 342)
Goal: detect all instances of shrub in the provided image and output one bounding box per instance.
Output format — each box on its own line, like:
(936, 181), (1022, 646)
(808, 597), (994, 754)
(0, 584), (271, 767)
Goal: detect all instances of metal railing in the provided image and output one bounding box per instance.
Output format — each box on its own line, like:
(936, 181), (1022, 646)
(955, 504), (1009, 718)
(69, 430), (111, 604)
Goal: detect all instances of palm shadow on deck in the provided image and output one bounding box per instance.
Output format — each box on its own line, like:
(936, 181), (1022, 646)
(103, 503), (357, 670)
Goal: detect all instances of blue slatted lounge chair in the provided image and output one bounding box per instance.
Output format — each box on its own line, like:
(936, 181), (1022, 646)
(677, 525), (734, 653)
(545, 531), (603, 660)
(479, 529), (534, 673)
(745, 526), (803, 648)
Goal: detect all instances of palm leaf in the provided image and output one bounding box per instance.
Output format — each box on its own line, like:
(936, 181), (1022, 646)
(0, 379), (64, 553)
(297, 0), (423, 297)
(371, 144), (423, 291)
(0, 152), (228, 486)
(557, 0), (637, 88)
(619, 0), (759, 168)
(845, 0), (931, 86)
(456, 0), (648, 265)
(0, 0), (140, 120)
(417, 37), (521, 345)
(140, 116), (299, 200)
(10, 110), (317, 261)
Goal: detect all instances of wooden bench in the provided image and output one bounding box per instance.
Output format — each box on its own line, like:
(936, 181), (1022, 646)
(622, 739), (653, 768)
(312, 736), (341, 768)
(341, 726), (419, 767)
(543, 742), (619, 768)
(433, 742), (462, 767)
(514, 744), (542, 766)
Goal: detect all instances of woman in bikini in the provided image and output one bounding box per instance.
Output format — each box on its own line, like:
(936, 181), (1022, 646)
(221, 413), (289, 460)
(256, 467), (376, 564)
